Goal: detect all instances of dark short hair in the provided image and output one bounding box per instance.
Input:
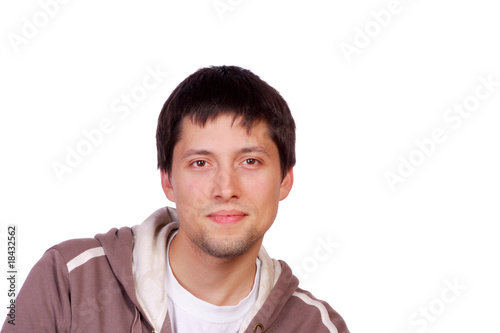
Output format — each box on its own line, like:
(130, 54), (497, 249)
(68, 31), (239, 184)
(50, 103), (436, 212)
(156, 65), (295, 180)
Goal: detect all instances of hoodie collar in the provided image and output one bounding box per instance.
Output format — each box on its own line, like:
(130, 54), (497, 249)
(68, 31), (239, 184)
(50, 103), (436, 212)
(96, 206), (299, 333)
(240, 260), (299, 332)
(131, 206), (179, 332)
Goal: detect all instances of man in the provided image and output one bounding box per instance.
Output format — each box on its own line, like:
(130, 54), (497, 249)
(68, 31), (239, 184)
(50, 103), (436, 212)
(2, 66), (349, 332)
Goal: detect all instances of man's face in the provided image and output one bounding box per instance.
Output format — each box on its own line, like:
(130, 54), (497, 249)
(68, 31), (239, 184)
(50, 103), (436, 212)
(161, 114), (293, 259)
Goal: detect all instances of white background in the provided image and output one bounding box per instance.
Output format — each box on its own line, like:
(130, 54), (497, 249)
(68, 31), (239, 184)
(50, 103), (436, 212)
(1, 0), (499, 332)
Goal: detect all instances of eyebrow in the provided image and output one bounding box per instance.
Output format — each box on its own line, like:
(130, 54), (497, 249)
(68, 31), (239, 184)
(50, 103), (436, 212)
(237, 145), (270, 158)
(180, 145), (270, 160)
(181, 149), (212, 160)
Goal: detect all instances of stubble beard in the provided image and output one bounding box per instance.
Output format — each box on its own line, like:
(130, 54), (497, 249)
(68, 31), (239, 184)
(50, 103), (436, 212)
(193, 229), (263, 259)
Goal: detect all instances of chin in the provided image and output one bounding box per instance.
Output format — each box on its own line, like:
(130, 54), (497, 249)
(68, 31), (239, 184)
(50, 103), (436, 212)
(197, 234), (261, 259)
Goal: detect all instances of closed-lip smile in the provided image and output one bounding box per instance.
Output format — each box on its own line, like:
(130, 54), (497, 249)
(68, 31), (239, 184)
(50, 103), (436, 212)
(208, 210), (247, 224)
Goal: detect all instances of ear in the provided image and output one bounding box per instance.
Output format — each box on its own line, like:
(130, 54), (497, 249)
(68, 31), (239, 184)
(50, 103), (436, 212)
(160, 170), (176, 202)
(279, 168), (294, 201)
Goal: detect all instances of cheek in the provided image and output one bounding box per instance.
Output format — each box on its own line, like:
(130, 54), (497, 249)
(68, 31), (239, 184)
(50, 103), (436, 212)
(245, 174), (281, 212)
(174, 178), (206, 231)
(174, 174), (210, 209)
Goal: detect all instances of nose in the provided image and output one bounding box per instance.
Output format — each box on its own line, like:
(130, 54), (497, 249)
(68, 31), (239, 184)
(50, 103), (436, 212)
(211, 167), (241, 201)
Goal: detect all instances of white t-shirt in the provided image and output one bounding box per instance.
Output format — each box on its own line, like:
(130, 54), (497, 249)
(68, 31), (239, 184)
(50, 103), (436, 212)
(166, 232), (261, 333)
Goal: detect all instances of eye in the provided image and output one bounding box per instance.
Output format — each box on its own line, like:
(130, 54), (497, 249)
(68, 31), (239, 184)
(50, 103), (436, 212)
(192, 160), (209, 167)
(243, 158), (259, 165)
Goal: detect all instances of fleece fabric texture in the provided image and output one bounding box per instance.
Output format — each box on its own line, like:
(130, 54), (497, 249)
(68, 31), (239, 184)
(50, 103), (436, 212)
(2, 207), (350, 333)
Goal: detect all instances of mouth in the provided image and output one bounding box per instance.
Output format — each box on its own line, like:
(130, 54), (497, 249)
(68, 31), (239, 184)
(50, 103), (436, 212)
(207, 210), (247, 224)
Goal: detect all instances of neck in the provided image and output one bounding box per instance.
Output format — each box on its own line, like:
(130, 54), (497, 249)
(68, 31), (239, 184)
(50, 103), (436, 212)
(169, 228), (261, 306)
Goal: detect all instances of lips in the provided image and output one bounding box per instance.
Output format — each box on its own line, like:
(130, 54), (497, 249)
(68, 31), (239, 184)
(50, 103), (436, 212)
(207, 210), (247, 224)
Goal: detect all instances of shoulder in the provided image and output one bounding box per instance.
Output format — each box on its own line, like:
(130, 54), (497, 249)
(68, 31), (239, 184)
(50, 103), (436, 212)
(45, 226), (132, 274)
(283, 287), (350, 333)
(48, 237), (102, 264)
(29, 237), (108, 279)
(266, 260), (350, 333)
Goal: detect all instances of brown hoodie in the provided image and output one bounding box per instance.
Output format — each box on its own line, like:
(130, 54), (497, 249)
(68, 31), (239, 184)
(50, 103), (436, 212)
(2, 207), (349, 333)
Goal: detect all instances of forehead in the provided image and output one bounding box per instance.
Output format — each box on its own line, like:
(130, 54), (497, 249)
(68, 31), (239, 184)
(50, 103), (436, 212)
(175, 115), (276, 154)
